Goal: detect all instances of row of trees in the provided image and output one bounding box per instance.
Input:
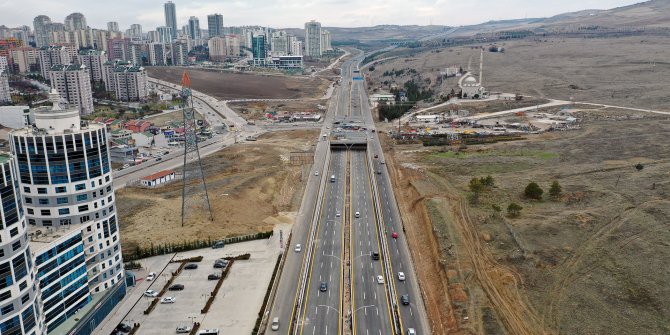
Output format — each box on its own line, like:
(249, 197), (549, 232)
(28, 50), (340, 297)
(468, 175), (564, 218)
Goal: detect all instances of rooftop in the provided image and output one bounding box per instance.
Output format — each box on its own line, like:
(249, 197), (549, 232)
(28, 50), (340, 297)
(50, 63), (87, 72)
(28, 224), (83, 254)
(0, 153), (10, 164)
(142, 169), (175, 181)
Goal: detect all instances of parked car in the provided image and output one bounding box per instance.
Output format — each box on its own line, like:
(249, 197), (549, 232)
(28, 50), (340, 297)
(155, 157), (162, 161)
(213, 259), (229, 268)
(295, 244), (301, 252)
(169, 284), (184, 291)
(208, 274), (221, 280)
(212, 241), (225, 249)
(376, 275), (385, 284)
(401, 294), (410, 305)
(144, 289), (158, 297)
(398, 272), (406, 281)
(116, 322), (132, 332)
(146, 272), (156, 281)
(319, 282), (328, 292)
(176, 325), (192, 333)
(161, 296), (176, 304)
(184, 263), (198, 270)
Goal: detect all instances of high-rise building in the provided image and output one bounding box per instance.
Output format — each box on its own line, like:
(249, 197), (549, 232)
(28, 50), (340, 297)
(9, 47), (39, 73)
(270, 31), (289, 56)
(107, 37), (130, 61)
(171, 41), (189, 66)
(38, 45), (74, 79)
(0, 56), (7, 71)
(10, 90), (125, 332)
(225, 35), (240, 59)
(164, 1), (177, 40)
(113, 65), (147, 102)
(304, 20), (322, 58)
(207, 14), (224, 38)
(148, 43), (167, 66)
(252, 35), (266, 65)
(0, 69), (10, 103)
(33, 15), (52, 47)
(321, 30), (332, 52)
(129, 24), (142, 40)
(77, 49), (107, 83)
(208, 36), (226, 62)
(64, 13), (87, 31)
(0, 154), (45, 335)
(188, 17), (201, 40)
(49, 64), (94, 115)
(290, 40), (303, 56)
(156, 26), (173, 44)
(107, 22), (119, 33)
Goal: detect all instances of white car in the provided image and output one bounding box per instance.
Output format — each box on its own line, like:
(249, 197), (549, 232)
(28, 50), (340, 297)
(271, 317), (280, 331)
(335, 211), (341, 217)
(161, 296), (176, 304)
(147, 272), (156, 281)
(295, 244), (301, 252)
(176, 325), (192, 333)
(315, 171), (319, 176)
(355, 211), (360, 218)
(398, 272), (406, 281)
(376, 275), (384, 284)
(144, 289), (158, 297)
(407, 328), (416, 335)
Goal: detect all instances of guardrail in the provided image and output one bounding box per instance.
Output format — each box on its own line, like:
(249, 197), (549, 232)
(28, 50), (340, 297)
(366, 149), (402, 335)
(289, 146), (332, 335)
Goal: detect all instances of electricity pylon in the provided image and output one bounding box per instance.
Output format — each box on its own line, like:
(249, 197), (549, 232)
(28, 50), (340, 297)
(180, 71), (213, 226)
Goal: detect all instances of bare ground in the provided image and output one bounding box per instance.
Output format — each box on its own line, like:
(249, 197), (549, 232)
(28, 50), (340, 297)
(147, 67), (330, 100)
(385, 110), (670, 334)
(117, 129), (319, 254)
(229, 100), (326, 121)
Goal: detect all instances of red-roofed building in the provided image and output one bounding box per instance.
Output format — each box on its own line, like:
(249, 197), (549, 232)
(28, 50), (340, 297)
(140, 169), (176, 187)
(124, 119), (152, 133)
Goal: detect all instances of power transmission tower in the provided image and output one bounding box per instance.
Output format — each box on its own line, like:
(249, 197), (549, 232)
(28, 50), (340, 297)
(180, 71), (213, 226)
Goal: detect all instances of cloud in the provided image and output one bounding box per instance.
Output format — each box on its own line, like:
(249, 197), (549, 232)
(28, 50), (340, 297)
(0, 0), (643, 31)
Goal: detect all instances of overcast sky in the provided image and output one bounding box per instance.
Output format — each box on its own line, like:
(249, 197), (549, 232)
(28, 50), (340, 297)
(0, 0), (643, 30)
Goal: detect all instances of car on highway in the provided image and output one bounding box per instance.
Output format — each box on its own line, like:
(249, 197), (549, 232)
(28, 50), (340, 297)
(176, 325), (192, 333)
(144, 289), (158, 297)
(146, 272), (156, 281)
(271, 317), (280, 331)
(407, 328), (416, 335)
(392, 232), (399, 239)
(398, 272), (406, 281)
(372, 252), (380, 260)
(401, 294), (410, 305)
(315, 171), (319, 176)
(169, 284), (184, 291)
(376, 275), (384, 284)
(374, 154), (378, 158)
(294, 244), (302, 252)
(319, 282), (328, 292)
(381, 161), (386, 164)
(184, 263), (198, 270)
(355, 211), (360, 218)
(161, 296), (176, 304)
(336, 211), (341, 217)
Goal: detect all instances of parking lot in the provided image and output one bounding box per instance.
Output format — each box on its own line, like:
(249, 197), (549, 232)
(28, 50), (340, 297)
(96, 225), (286, 335)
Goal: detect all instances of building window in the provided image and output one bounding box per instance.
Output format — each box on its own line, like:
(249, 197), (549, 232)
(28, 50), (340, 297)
(24, 198), (32, 204)
(9, 228), (18, 237)
(75, 183), (85, 191)
(58, 208), (70, 215)
(78, 205), (89, 212)
(0, 304), (13, 315)
(27, 208), (33, 215)
(57, 197), (68, 204)
(42, 220), (52, 226)
(28, 219), (35, 225)
(21, 294), (29, 304)
(0, 291), (10, 303)
(105, 176), (110, 182)
(38, 199), (49, 205)
(40, 209), (50, 216)
(37, 188), (47, 194)
(80, 215), (90, 223)
(60, 219), (71, 225)
(23, 187), (30, 193)
(12, 241), (21, 251)
(18, 281), (26, 291)
(56, 186), (67, 193)
(76, 194), (87, 201)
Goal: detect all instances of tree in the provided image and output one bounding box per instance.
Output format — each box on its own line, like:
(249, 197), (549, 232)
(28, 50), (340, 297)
(635, 163), (644, 171)
(469, 178), (484, 204)
(507, 203), (523, 217)
(549, 181), (562, 199)
(480, 175), (495, 187)
(524, 182), (544, 200)
(491, 204), (502, 217)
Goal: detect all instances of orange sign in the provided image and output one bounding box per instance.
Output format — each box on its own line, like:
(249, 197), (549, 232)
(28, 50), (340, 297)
(181, 71), (191, 88)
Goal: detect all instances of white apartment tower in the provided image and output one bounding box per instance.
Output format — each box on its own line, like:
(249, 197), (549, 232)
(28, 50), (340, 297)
(0, 154), (46, 335)
(64, 13), (87, 31)
(113, 66), (148, 102)
(304, 20), (322, 57)
(77, 50), (107, 83)
(48, 64), (94, 115)
(0, 69), (10, 103)
(38, 45), (74, 79)
(107, 22), (119, 33)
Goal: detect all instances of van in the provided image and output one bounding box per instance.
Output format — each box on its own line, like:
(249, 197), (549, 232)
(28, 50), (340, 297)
(271, 317), (280, 331)
(198, 329), (220, 335)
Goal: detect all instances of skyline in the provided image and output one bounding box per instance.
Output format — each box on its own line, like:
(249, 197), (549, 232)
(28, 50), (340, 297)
(0, 0), (644, 31)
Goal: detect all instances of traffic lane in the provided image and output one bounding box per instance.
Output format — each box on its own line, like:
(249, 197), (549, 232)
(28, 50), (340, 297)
(350, 151), (392, 335)
(301, 151), (345, 335)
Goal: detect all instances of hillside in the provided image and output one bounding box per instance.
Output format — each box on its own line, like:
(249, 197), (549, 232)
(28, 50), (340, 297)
(282, 25), (451, 43)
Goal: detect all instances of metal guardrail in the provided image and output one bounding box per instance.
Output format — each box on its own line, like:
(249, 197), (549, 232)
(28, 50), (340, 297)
(290, 146), (332, 335)
(366, 149), (402, 335)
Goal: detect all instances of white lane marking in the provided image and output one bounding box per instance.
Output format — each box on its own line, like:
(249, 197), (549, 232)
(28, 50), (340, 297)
(364, 291), (366, 300)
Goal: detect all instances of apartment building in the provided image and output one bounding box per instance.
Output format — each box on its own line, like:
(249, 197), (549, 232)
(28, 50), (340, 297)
(48, 64), (94, 115)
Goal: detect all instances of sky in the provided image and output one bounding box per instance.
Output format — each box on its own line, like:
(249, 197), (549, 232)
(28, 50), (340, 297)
(0, 0), (644, 31)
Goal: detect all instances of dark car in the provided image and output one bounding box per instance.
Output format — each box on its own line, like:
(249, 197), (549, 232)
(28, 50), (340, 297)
(208, 274), (221, 280)
(371, 252), (380, 261)
(319, 282), (328, 292)
(184, 263), (198, 270)
(169, 284), (185, 291)
(401, 294), (410, 305)
(116, 322), (132, 332)
(214, 259), (229, 268)
(212, 241), (225, 249)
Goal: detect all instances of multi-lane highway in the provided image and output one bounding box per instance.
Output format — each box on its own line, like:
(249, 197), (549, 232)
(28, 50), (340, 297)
(266, 50), (428, 335)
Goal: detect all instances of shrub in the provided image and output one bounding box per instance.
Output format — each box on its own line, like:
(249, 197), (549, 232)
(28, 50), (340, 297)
(507, 203), (523, 217)
(549, 181), (562, 198)
(524, 182), (544, 200)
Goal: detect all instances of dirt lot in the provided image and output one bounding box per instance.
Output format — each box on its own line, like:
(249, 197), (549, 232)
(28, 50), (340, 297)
(384, 109), (670, 334)
(147, 67), (330, 100)
(117, 129), (319, 254)
(367, 36), (670, 110)
(229, 100), (325, 121)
